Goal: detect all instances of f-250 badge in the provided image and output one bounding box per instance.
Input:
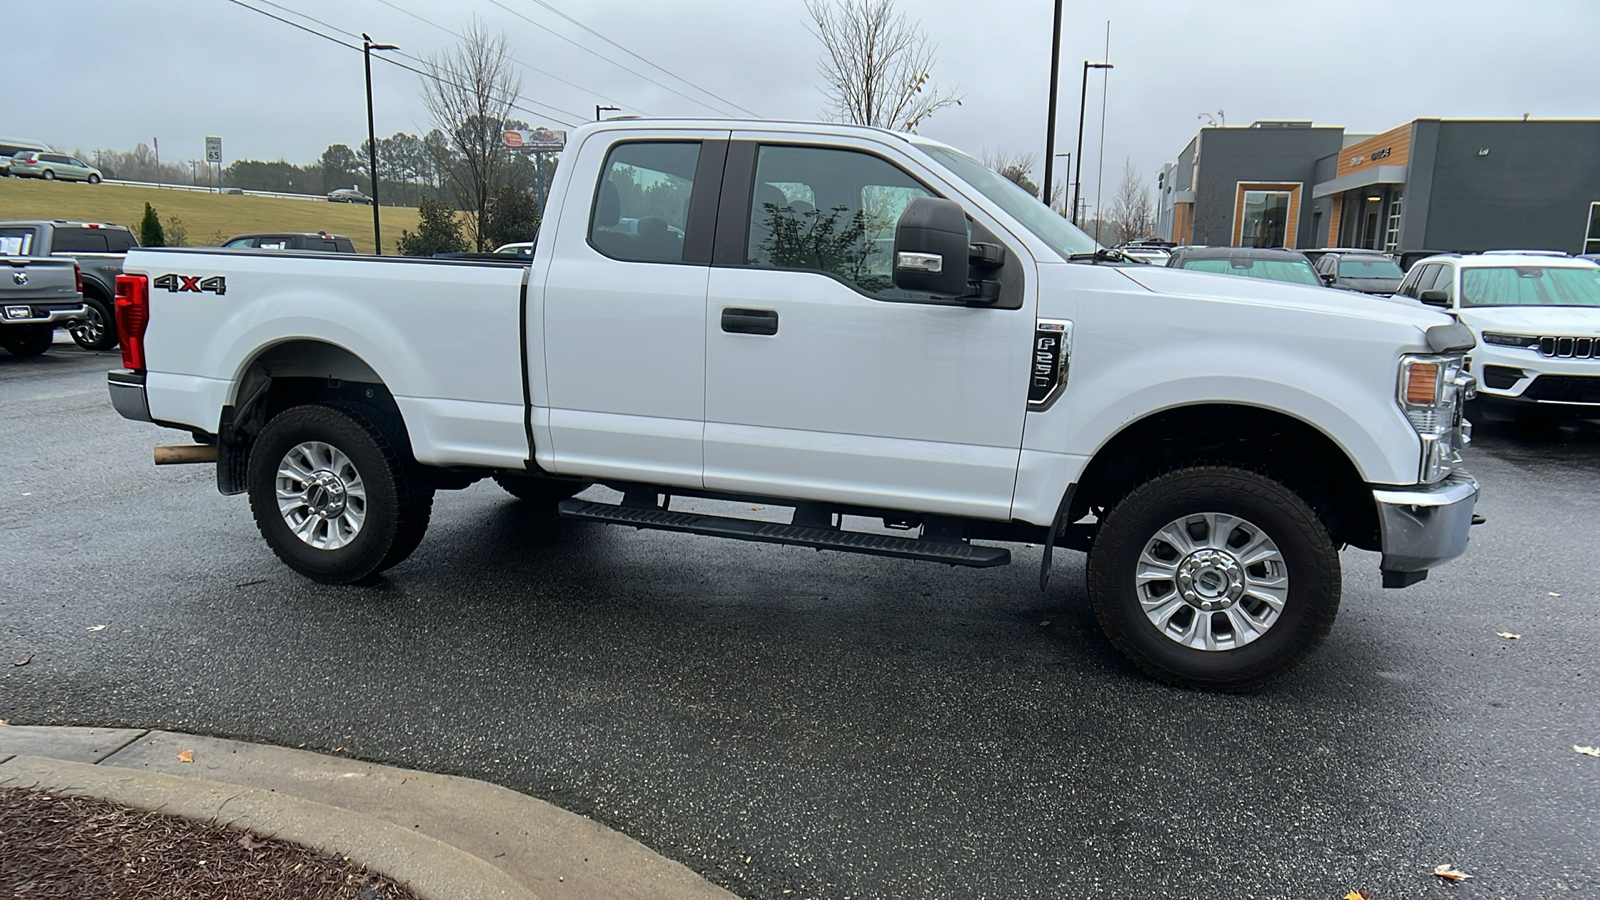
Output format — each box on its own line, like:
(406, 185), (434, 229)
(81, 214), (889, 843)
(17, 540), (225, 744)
(153, 273), (226, 295)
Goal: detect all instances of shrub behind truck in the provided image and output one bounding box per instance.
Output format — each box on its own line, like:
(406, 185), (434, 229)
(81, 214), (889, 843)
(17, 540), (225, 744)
(106, 119), (1480, 690)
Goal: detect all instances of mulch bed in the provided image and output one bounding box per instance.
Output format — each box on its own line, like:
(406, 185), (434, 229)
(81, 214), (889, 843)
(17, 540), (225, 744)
(0, 786), (421, 900)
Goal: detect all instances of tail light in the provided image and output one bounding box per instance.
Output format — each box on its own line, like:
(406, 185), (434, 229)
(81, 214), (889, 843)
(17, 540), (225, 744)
(73, 261), (83, 294)
(115, 274), (150, 371)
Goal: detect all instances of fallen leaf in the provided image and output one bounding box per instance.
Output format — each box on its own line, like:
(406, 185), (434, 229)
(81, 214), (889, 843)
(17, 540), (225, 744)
(1344, 891), (1372, 900)
(0, 719), (10, 726)
(1548, 592), (1561, 597)
(238, 832), (267, 851)
(1433, 864), (1473, 881)
(87, 625), (107, 632)
(1496, 632), (1521, 640)
(177, 749), (194, 763)
(11, 654), (32, 667)
(1575, 745), (1600, 758)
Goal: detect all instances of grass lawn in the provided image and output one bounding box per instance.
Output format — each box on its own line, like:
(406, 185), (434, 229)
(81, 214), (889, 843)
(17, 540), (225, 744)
(0, 178), (419, 254)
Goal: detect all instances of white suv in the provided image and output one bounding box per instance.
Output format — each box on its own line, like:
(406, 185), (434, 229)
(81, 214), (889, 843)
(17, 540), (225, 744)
(1395, 251), (1600, 418)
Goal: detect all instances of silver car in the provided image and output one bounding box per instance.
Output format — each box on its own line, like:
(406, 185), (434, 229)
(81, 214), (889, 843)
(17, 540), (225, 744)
(10, 151), (101, 183)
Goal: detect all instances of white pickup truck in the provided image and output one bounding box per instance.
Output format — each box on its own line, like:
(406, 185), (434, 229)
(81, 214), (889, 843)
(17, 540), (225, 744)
(107, 119), (1479, 689)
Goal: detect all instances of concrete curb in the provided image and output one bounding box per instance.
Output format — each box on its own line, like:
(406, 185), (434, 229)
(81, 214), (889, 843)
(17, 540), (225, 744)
(0, 726), (737, 900)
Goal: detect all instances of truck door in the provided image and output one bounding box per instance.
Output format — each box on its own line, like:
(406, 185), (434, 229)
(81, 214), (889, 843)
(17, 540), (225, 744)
(703, 136), (1035, 520)
(540, 130), (728, 486)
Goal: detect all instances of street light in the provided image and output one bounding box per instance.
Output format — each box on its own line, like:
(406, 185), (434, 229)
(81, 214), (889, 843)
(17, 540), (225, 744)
(1041, 0), (1065, 205)
(596, 105), (620, 121)
(1072, 60), (1112, 227)
(363, 32), (398, 255)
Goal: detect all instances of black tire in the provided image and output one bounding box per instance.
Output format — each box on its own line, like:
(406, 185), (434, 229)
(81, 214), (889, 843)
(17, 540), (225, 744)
(1086, 466), (1340, 691)
(69, 295), (118, 351)
(247, 403), (434, 583)
(492, 471), (590, 505)
(87, 174), (101, 184)
(41, 169), (54, 181)
(0, 324), (55, 357)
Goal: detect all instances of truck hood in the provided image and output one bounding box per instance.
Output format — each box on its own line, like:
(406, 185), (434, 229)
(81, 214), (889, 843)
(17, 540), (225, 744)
(1457, 305), (1600, 336)
(1112, 264), (1447, 331)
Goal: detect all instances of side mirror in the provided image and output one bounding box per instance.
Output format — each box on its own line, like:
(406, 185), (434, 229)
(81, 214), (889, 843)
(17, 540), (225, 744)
(894, 197), (969, 297)
(1320, 272), (1336, 286)
(1419, 289), (1451, 308)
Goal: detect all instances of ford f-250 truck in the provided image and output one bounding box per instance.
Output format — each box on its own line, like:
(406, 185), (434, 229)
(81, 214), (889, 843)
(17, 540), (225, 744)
(106, 119), (1479, 690)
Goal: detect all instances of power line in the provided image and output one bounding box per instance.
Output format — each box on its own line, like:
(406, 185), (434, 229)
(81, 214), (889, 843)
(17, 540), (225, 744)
(368, 0), (635, 119)
(220, 0), (579, 126)
(517, 0), (761, 118)
(485, 0), (741, 118)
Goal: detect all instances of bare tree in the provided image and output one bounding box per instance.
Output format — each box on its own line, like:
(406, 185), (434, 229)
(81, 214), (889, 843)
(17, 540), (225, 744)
(419, 18), (523, 250)
(980, 150), (1039, 197)
(1106, 159), (1155, 245)
(806, 0), (961, 131)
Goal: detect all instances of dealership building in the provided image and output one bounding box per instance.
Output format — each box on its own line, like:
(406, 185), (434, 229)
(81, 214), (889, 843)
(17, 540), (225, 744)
(1156, 118), (1600, 256)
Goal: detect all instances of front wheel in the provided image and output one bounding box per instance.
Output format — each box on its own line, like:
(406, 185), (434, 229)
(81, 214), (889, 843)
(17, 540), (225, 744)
(1086, 467), (1340, 691)
(69, 296), (118, 350)
(87, 173), (101, 184)
(247, 404), (434, 583)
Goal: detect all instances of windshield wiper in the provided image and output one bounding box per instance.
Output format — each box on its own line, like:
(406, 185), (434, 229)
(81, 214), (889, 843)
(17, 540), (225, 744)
(1066, 248), (1131, 264)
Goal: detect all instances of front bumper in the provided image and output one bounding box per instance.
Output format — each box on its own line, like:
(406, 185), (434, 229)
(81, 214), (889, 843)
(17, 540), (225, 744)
(108, 369), (153, 423)
(3, 302), (87, 326)
(1372, 469), (1479, 586)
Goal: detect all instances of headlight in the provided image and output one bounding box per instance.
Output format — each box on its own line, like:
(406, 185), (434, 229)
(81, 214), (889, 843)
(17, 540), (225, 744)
(1480, 331), (1540, 349)
(1398, 354), (1470, 483)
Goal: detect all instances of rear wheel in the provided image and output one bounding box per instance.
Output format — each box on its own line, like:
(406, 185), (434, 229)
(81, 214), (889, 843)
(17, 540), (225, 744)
(247, 404), (434, 583)
(41, 170), (54, 181)
(0, 324), (55, 357)
(492, 471), (590, 505)
(69, 296), (118, 350)
(1086, 466), (1340, 691)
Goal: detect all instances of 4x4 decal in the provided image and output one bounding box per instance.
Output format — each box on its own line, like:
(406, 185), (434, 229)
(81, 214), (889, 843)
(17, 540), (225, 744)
(153, 273), (226, 295)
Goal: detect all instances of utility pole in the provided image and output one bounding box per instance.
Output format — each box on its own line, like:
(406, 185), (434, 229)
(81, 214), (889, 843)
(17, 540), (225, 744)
(1041, 0), (1064, 206)
(1072, 61), (1113, 226)
(363, 32), (399, 254)
(596, 105), (620, 121)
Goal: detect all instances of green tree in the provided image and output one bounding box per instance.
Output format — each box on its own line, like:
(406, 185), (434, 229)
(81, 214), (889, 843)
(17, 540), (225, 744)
(320, 143), (364, 194)
(138, 203), (166, 248)
(483, 185), (541, 249)
(397, 197), (468, 257)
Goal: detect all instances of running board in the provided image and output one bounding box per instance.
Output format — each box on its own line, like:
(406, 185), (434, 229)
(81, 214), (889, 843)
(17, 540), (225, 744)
(558, 499), (1011, 568)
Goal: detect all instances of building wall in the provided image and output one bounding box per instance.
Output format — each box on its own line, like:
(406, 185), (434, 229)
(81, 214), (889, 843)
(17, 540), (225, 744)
(1187, 126), (1344, 247)
(1421, 120), (1600, 253)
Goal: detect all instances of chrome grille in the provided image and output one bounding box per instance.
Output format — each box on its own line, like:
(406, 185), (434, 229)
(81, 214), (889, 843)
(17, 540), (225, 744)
(1537, 336), (1599, 359)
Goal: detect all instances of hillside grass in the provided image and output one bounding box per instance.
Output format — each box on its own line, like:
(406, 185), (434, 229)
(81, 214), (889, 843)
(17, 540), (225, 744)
(0, 178), (419, 254)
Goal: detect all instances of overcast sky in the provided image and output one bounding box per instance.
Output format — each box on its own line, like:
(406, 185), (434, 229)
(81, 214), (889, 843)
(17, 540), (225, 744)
(10, 0), (1597, 215)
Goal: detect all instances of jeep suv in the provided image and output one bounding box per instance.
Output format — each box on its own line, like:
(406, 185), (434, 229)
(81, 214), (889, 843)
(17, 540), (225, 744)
(1396, 252), (1600, 419)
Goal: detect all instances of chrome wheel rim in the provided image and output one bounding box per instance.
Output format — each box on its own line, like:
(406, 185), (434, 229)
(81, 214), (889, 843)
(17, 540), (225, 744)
(73, 304), (105, 345)
(275, 441), (366, 550)
(1135, 512), (1288, 651)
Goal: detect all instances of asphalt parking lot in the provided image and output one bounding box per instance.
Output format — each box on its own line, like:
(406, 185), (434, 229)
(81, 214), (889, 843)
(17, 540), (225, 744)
(4, 342), (1598, 899)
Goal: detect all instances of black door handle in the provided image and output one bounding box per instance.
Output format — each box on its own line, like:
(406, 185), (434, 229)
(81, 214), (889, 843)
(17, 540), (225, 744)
(721, 307), (778, 335)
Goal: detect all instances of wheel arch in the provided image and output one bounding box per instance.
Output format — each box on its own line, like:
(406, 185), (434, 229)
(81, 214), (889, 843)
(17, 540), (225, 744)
(1070, 402), (1380, 551)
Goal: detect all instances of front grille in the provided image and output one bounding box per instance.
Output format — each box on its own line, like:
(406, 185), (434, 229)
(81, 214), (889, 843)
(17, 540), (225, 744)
(1538, 336), (1599, 359)
(1522, 375), (1600, 404)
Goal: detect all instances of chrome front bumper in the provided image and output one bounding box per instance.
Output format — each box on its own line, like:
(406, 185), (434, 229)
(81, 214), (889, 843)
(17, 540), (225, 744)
(1373, 469), (1479, 587)
(107, 369), (152, 423)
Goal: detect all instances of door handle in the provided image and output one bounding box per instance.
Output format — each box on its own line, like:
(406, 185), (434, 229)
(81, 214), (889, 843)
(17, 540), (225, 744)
(721, 307), (778, 335)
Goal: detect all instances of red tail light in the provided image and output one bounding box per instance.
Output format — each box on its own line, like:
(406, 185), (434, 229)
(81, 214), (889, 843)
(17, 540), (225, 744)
(73, 261), (82, 294)
(115, 274), (150, 371)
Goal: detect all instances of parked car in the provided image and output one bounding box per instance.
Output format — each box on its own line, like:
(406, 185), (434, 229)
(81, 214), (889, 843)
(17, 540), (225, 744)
(0, 220), (138, 350)
(0, 256), (85, 357)
(9, 151), (101, 183)
(1312, 251), (1406, 295)
(106, 117), (1480, 691)
(1394, 251), (1600, 419)
(1165, 247), (1323, 287)
(0, 137), (52, 177)
(493, 241), (536, 259)
(327, 188), (372, 204)
(223, 232), (356, 253)
(1117, 246), (1171, 265)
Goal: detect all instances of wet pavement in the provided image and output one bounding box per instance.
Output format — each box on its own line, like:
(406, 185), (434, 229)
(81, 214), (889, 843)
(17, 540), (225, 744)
(4, 342), (1598, 898)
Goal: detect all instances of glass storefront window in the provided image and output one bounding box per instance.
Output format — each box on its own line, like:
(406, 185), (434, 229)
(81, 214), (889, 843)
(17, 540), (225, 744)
(1241, 191), (1290, 248)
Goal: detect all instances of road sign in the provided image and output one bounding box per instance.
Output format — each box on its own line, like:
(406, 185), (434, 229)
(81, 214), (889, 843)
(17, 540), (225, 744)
(503, 128), (566, 151)
(205, 136), (222, 163)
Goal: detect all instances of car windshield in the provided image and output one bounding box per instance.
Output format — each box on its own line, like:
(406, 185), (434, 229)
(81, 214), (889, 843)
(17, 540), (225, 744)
(1337, 257), (1403, 278)
(1179, 258), (1322, 286)
(919, 145), (1099, 261)
(1460, 265), (1600, 307)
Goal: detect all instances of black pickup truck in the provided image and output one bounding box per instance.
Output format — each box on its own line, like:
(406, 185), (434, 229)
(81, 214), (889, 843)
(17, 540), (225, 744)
(0, 220), (138, 351)
(0, 257), (84, 357)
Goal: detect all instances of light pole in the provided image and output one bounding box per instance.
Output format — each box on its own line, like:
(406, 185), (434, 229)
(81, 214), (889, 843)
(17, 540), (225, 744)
(596, 105), (620, 121)
(363, 32), (398, 255)
(1052, 152), (1070, 213)
(1041, 0), (1064, 206)
(1072, 60), (1112, 227)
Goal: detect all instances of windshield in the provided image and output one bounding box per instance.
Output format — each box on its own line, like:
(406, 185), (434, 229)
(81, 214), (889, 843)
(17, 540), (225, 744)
(1338, 257), (1403, 278)
(919, 145), (1099, 260)
(1461, 265), (1600, 307)
(1180, 258), (1322, 286)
